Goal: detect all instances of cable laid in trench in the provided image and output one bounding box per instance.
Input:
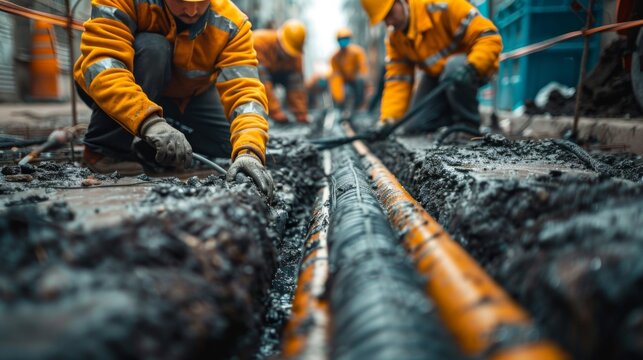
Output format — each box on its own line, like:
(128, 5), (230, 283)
(327, 150), (463, 360)
(281, 162), (331, 360)
(345, 124), (569, 360)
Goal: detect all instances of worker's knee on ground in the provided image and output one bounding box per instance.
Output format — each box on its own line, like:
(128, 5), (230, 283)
(134, 33), (172, 71)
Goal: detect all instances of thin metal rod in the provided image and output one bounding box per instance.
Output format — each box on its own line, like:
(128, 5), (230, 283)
(65, 0), (78, 163)
(573, 0), (595, 140)
(192, 152), (227, 175)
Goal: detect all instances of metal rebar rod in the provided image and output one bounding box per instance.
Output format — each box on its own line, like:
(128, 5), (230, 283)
(192, 152), (227, 175)
(65, 0), (77, 163)
(573, 0), (595, 140)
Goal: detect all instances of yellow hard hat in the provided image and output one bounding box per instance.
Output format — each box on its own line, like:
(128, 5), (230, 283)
(278, 19), (307, 57)
(360, 0), (395, 26)
(336, 27), (353, 39)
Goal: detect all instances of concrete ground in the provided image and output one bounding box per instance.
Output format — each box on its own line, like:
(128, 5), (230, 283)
(0, 100), (91, 139)
(484, 108), (643, 155)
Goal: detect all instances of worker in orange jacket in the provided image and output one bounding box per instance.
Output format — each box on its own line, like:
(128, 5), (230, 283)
(329, 27), (369, 113)
(74, 0), (273, 198)
(360, 0), (502, 132)
(253, 20), (309, 123)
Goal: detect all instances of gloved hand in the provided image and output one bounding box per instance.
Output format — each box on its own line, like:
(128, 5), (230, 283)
(444, 63), (478, 86)
(226, 153), (274, 201)
(363, 118), (396, 141)
(374, 118), (397, 139)
(140, 116), (192, 168)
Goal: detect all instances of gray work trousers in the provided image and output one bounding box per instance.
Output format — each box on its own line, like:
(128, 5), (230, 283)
(78, 33), (231, 160)
(402, 55), (481, 133)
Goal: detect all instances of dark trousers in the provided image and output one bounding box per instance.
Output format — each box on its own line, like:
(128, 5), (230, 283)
(403, 55), (481, 133)
(79, 33), (231, 160)
(336, 77), (365, 111)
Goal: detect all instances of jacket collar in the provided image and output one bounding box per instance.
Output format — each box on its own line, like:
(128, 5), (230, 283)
(407, 0), (433, 39)
(189, 11), (210, 39)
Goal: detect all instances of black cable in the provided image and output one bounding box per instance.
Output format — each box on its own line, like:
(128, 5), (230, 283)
(435, 124), (483, 146)
(552, 139), (616, 176)
(312, 81), (451, 150)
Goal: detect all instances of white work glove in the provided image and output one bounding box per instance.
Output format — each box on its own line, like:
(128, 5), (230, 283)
(226, 153), (274, 201)
(140, 116), (193, 168)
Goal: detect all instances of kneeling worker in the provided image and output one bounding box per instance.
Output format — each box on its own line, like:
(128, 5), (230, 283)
(74, 0), (273, 198)
(253, 19), (309, 123)
(360, 0), (502, 132)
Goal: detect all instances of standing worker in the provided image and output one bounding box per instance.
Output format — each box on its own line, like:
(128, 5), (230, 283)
(360, 0), (502, 132)
(253, 19), (309, 124)
(74, 0), (273, 198)
(329, 27), (369, 116)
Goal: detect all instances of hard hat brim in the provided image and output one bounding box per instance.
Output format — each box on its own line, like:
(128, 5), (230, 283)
(367, 0), (394, 26)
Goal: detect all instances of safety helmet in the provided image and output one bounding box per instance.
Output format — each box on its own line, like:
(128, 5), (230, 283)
(278, 19), (307, 57)
(336, 27), (353, 40)
(360, 0), (395, 26)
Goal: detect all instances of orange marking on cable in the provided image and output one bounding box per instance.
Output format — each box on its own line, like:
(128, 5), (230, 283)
(346, 125), (569, 359)
(282, 185), (331, 360)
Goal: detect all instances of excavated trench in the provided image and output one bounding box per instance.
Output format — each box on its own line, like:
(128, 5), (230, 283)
(372, 134), (643, 360)
(3, 112), (643, 359)
(0, 132), (322, 360)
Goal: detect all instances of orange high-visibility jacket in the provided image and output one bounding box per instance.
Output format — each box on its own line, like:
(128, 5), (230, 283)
(252, 29), (307, 117)
(329, 44), (369, 103)
(74, 0), (269, 163)
(382, 0), (502, 120)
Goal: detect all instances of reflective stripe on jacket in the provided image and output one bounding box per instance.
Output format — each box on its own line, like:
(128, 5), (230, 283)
(73, 0), (269, 163)
(252, 29), (307, 117)
(382, 0), (502, 120)
(330, 44), (369, 103)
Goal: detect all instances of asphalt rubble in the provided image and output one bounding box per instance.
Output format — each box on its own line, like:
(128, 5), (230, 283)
(3, 112), (643, 359)
(0, 129), (323, 360)
(372, 133), (643, 360)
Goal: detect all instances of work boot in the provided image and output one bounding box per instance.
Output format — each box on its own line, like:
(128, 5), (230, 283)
(82, 147), (144, 176)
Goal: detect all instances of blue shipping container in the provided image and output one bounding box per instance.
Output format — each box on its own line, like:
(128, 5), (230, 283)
(470, 0), (490, 18)
(493, 0), (602, 110)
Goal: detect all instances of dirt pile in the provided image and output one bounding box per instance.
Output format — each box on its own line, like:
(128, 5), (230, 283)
(525, 39), (643, 118)
(0, 135), (323, 359)
(0, 191), (272, 359)
(373, 134), (643, 359)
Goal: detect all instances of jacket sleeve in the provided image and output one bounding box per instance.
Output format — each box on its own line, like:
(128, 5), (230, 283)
(216, 19), (270, 164)
(357, 47), (369, 77)
(329, 53), (345, 103)
(74, 0), (162, 135)
(380, 36), (415, 121)
(286, 57), (308, 116)
(447, 0), (503, 77)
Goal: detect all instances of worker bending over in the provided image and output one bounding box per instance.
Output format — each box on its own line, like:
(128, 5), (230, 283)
(360, 0), (502, 132)
(253, 19), (309, 123)
(329, 27), (369, 115)
(74, 0), (273, 198)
